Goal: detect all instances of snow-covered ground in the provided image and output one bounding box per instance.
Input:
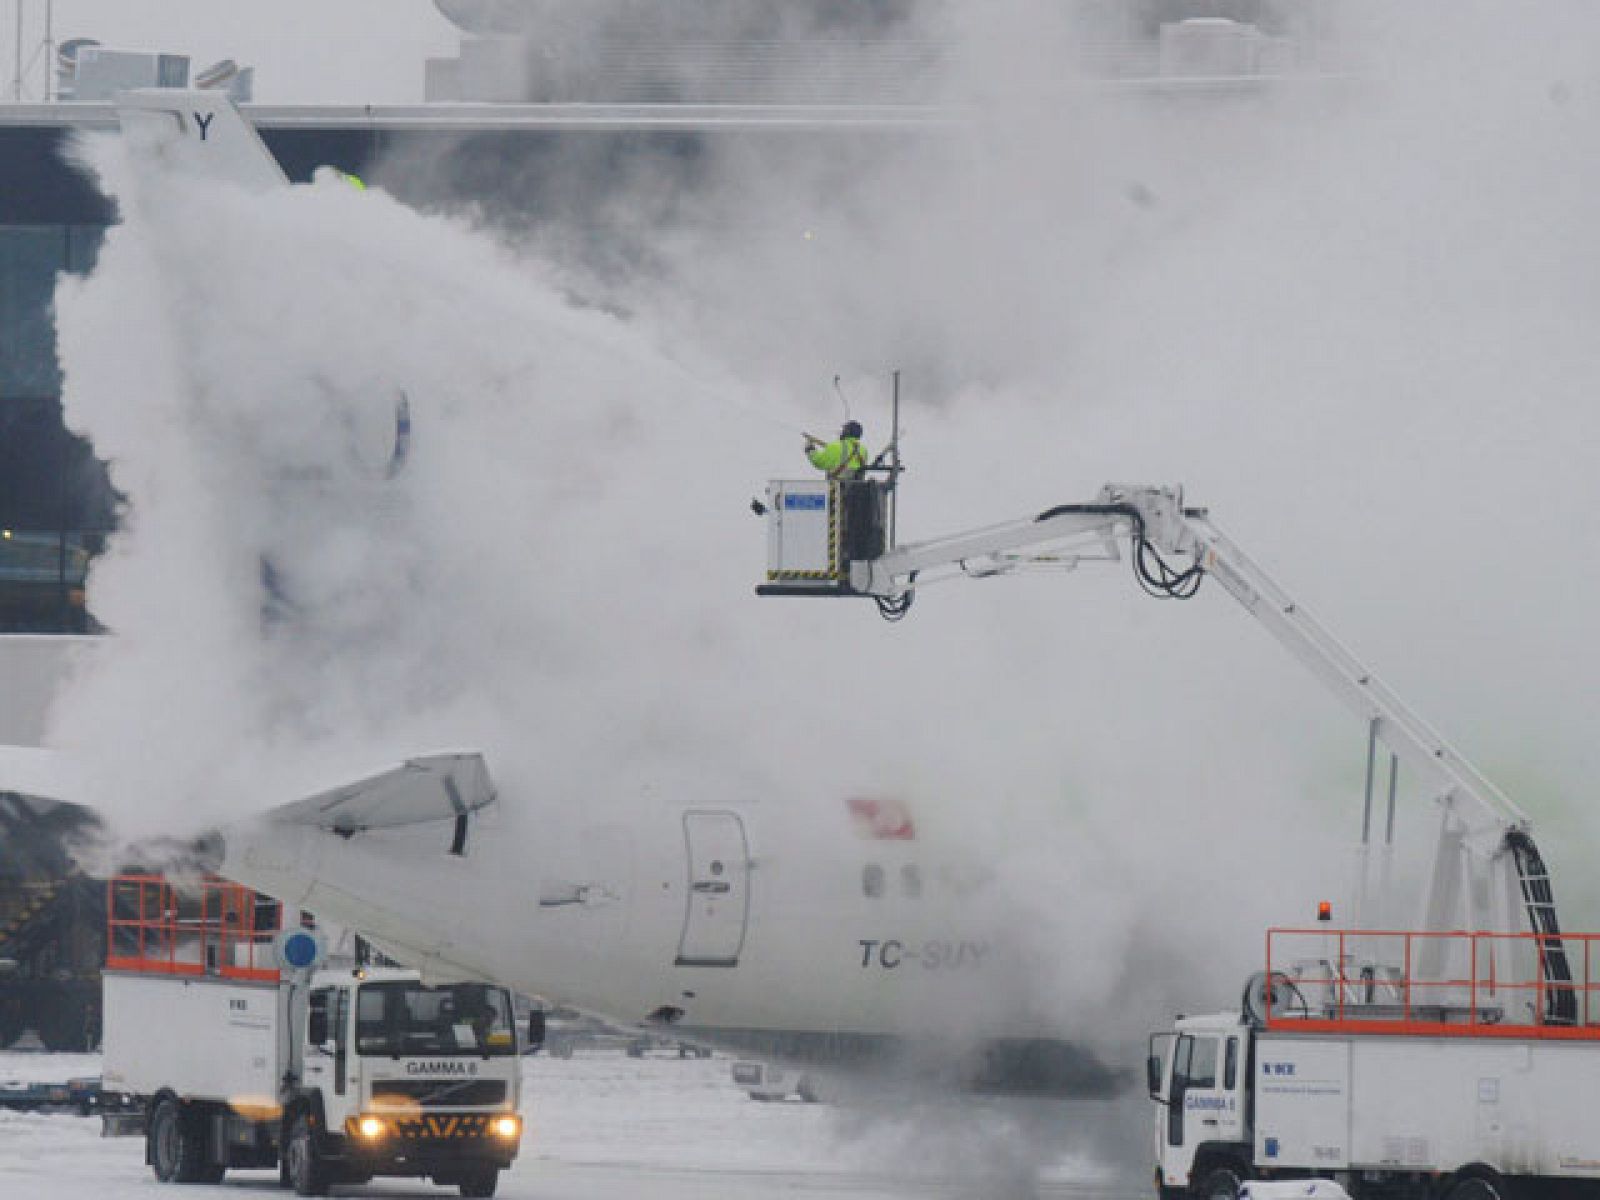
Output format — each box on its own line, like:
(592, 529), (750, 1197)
(0, 1049), (1145, 1198)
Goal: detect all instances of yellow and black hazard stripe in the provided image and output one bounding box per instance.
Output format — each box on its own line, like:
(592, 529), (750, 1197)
(390, 1113), (492, 1140)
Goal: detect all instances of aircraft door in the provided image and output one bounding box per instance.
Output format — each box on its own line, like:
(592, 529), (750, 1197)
(675, 811), (750, 967)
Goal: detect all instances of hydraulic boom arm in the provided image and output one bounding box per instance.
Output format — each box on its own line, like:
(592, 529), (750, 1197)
(830, 483), (1567, 975)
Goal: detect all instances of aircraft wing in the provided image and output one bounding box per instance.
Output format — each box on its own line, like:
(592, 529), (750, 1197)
(266, 752), (496, 835)
(117, 88), (288, 193)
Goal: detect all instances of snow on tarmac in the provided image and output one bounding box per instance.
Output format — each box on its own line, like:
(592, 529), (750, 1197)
(0, 1050), (1138, 1199)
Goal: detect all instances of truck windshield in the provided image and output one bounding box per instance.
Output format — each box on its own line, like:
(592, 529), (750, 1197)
(355, 982), (515, 1058)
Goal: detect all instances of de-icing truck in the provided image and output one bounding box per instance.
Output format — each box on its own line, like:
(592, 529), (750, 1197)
(755, 478), (1600, 1200)
(1150, 926), (1600, 1200)
(101, 875), (526, 1198)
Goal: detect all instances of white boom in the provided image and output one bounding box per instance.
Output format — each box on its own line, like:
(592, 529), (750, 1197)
(815, 482), (1567, 994)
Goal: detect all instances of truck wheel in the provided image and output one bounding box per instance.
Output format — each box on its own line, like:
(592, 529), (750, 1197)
(459, 1167), (500, 1198)
(149, 1098), (184, 1183)
(286, 1115), (331, 1197)
(1197, 1165), (1247, 1200)
(1445, 1175), (1510, 1200)
(148, 1097), (224, 1184)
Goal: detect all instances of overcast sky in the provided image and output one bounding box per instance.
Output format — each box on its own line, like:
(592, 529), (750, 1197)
(11, 1), (461, 104)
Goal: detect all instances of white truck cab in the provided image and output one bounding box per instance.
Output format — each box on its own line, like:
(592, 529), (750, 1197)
(1150, 1013), (1252, 1200)
(289, 966), (523, 1195)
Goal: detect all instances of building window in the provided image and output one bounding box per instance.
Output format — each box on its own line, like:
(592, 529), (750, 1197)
(0, 226), (67, 398)
(0, 221), (113, 633)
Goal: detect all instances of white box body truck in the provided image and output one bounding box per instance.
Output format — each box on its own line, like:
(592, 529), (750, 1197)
(101, 876), (525, 1198)
(1151, 929), (1600, 1200)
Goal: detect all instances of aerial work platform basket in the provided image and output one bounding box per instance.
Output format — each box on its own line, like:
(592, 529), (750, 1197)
(105, 874), (280, 982)
(758, 478), (889, 595)
(756, 369), (902, 601)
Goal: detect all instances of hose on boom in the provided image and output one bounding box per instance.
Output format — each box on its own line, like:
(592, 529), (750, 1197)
(1119, 506), (1204, 600)
(875, 571), (916, 622)
(1505, 830), (1577, 1025)
(1032, 502), (1206, 601)
(1133, 529), (1204, 600)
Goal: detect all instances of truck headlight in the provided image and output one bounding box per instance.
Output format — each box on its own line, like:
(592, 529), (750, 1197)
(492, 1115), (521, 1139)
(356, 1116), (386, 1139)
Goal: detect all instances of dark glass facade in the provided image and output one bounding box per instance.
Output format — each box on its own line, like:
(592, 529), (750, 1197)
(0, 215), (112, 632)
(0, 121), (392, 633)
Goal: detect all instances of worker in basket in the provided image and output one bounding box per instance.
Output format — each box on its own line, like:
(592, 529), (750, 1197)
(805, 420), (868, 479)
(805, 421), (884, 563)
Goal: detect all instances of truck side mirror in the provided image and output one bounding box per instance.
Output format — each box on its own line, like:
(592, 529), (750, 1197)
(1147, 1054), (1162, 1098)
(527, 1011), (546, 1053)
(308, 1007), (328, 1047)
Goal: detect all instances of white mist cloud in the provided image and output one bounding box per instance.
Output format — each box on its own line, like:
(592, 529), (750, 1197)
(606, 0), (1600, 926)
(43, 3), (1600, 1187)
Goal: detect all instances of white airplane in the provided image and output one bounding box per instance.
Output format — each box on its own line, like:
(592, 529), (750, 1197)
(0, 729), (1112, 1096)
(0, 91), (1118, 1099)
(217, 750), (1113, 1095)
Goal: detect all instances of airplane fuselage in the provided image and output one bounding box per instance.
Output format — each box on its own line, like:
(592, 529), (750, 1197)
(221, 791), (1115, 1095)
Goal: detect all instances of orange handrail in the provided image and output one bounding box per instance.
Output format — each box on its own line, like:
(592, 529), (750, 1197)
(1264, 926), (1600, 1040)
(105, 874), (280, 983)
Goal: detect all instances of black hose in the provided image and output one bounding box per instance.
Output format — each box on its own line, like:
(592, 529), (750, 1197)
(1133, 534), (1204, 599)
(1033, 501), (1205, 600)
(876, 571), (916, 622)
(1505, 830), (1577, 1025)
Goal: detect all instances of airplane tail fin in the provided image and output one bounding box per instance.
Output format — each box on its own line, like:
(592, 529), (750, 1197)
(264, 752), (496, 836)
(0, 747), (492, 842)
(116, 88), (288, 193)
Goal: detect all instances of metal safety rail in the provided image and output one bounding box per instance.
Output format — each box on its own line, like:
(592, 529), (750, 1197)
(1263, 927), (1600, 1039)
(104, 874), (279, 982)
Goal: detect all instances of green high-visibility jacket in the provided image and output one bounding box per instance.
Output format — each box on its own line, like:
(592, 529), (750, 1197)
(807, 437), (868, 479)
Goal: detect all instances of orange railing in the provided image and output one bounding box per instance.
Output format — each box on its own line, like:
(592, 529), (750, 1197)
(105, 874), (280, 983)
(1263, 928), (1600, 1039)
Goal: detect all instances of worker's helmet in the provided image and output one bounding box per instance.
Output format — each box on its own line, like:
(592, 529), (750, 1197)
(841, 420), (863, 440)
